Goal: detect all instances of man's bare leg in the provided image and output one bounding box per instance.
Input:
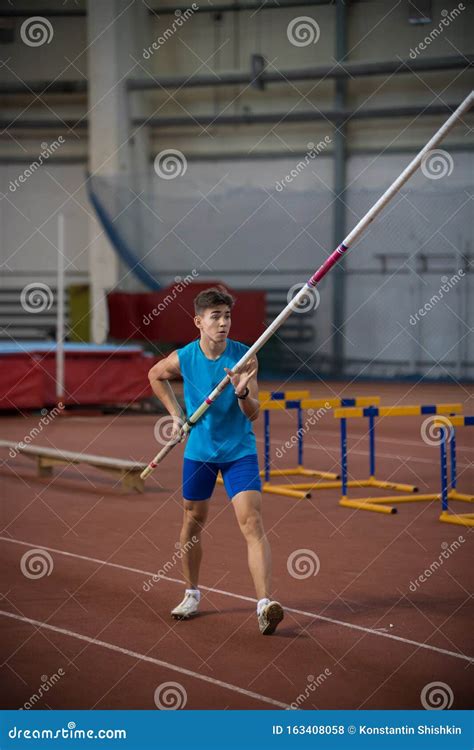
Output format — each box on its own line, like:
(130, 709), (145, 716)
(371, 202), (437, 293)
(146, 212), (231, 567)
(232, 489), (283, 633)
(232, 490), (271, 599)
(180, 499), (209, 587)
(171, 499), (209, 619)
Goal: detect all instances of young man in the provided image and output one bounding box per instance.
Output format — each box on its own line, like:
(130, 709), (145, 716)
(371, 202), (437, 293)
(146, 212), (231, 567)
(148, 287), (284, 635)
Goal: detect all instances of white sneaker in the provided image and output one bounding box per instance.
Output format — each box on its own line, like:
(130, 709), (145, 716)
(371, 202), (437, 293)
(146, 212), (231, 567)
(258, 601), (284, 635)
(171, 592), (200, 620)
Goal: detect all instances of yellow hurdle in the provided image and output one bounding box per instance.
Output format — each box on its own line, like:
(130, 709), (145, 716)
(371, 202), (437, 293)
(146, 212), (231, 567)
(218, 392), (382, 500)
(256, 393), (380, 500)
(334, 403), (463, 515)
(435, 416), (474, 527)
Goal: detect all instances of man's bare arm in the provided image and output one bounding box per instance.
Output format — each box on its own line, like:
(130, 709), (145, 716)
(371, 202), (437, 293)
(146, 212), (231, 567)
(148, 351), (184, 419)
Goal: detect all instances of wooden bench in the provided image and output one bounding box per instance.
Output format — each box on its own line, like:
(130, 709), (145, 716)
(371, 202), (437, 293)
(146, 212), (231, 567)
(0, 440), (147, 493)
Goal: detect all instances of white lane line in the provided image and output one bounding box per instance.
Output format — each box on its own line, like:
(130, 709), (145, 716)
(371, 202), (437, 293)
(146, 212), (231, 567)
(1, 536), (472, 664)
(0, 610), (289, 709)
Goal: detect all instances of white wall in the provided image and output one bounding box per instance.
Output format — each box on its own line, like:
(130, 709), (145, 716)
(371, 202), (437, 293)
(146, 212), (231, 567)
(0, 163), (91, 287)
(0, 0), (472, 372)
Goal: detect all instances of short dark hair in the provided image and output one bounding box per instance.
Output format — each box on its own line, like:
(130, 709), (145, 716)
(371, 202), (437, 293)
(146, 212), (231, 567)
(194, 286), (235, 315)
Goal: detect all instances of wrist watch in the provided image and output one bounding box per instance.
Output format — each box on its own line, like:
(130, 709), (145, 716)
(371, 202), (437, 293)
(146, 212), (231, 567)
(236, 386), (250, 400)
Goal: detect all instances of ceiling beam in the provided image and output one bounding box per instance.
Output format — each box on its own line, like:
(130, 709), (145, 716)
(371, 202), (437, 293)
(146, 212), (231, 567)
(2, 101), (467, 131)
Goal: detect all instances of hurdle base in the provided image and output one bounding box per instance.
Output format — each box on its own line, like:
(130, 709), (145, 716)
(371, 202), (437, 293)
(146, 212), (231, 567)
(217, 475), (310, 499)
(280, 477), (418, 493)
(359, 493), (439, 504)
(260, 467), (339, 480)
(339, 493), (439, 514)
(284, 480), (342, 490)
(339, 498), (397, 515)
(262, 483), (311, 500)
(278, 479), (368, 490)
(365, 477), (418, 493)
(448, 490), (474, 503)
(439, 511), (474, 527)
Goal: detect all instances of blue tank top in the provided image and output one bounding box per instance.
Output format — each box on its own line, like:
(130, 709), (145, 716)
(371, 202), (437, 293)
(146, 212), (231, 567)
(177, 338), (257, 462)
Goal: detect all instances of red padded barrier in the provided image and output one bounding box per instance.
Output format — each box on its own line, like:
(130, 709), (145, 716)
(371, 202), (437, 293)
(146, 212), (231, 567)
(0, 349), (153, 410)
(107, 282), (266, 344)
(0, 355), (45, 410)
(41, 350), (153, 406)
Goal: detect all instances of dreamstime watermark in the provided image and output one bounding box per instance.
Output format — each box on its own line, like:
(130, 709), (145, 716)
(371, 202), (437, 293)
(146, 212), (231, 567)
(154, 149), (188, 179)
(142, 270), (199, 325)
(409, 536), (465, 592)
(9, 137), (66, 193)
(287, 669), (332, 710)
(20, 549), (54, 580)
(20, 282), (54, 313)
(420, 415), (454, 447)
(20, 669), (66, 710)
(287, 16), (320, 47)
(9, 404), (65, 459)
(286, 282), (320, 314)
(287, 549), (320, 579)
(153, 415), (186, 446)
(420, 681), (454, 710)
(409, 5), (465, 59)
(154, 681), (187, 709)
(20, 16), (54, 47)
(421, 149), (454, 180)
(8, 725), (127, 741)
(409, 269), (465, 326)
(142, 538), (198, 592)
(143, 4), (199, 58)
(276, 401), (331, 459)
(275, 137), (332, 192)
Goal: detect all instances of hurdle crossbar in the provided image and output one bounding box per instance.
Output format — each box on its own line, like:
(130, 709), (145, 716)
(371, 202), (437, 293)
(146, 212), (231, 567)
(333, 404), (463, 419)
(258, 390), (310, 402)
(436, 417), (474, 527)
(333, 404), (463, 514)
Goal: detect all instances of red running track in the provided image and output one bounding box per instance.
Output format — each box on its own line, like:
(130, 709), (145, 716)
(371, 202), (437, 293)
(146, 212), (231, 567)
(0, 381), (472, 710)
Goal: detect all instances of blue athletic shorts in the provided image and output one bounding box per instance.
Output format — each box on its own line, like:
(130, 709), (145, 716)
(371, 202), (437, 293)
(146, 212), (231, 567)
(182, 453), (262, 501)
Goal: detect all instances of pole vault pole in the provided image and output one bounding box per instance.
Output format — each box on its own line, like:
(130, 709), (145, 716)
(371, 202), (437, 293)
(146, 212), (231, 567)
(141, 91), (473, 480)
